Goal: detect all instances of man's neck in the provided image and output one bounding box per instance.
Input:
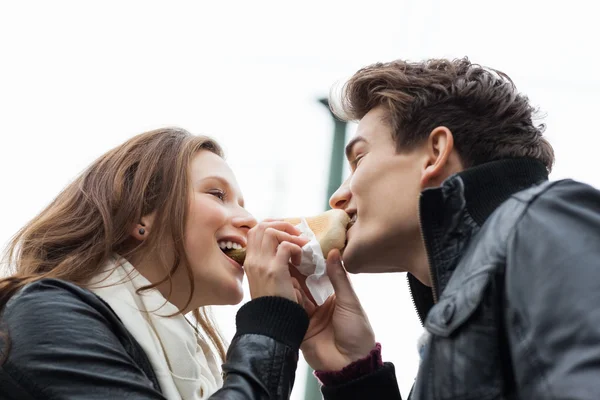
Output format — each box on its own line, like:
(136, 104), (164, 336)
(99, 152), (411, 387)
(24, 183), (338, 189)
(405, 239), (432, 287)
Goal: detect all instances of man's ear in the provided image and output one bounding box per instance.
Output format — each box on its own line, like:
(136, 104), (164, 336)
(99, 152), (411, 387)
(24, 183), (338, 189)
(420, 126), (457, 188)
(130, 213), (156, 241)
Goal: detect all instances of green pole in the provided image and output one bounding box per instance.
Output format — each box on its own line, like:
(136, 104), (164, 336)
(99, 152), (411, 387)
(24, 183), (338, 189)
(304, 98), (348, 400)
(320, 98), (348, 210)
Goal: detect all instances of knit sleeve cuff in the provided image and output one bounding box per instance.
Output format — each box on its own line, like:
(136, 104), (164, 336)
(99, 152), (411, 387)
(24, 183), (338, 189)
(314, 343), (383, 386)
(234, 296), (309, 350)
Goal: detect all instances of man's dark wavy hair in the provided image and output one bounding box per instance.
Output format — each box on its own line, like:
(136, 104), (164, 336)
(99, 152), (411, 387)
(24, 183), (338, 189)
(333, 57), (554, 171)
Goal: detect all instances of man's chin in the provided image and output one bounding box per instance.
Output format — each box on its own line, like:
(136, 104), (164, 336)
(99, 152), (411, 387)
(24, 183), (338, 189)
(341, 258), (361, 274)
(340, 244), (370, 274)
(342, 240), (404, 274)
(343, 226), (390, 273)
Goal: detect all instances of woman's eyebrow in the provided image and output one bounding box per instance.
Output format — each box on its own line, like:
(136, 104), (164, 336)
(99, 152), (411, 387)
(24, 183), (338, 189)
(198, 175), (244, 207)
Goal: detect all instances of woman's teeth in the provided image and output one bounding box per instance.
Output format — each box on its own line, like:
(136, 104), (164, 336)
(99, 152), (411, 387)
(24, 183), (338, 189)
(218, 241), (244, 250)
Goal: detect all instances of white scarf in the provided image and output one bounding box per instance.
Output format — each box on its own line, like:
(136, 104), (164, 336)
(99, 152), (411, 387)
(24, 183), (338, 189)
(89, 255), (223, 399)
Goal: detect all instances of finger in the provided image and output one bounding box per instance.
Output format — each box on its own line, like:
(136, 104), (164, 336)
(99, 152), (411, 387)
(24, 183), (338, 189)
(300, 289), (317, 316)
(326, 249), (359, 303)
(275, 242), (303, 273)
(261, 221), (303, 237)
(288, 243), (304, 267)
(303, 295), (335, 341)
(291, 277), (309, 301)
(303, 294), (317, 316)
(293, 287), (303, 304)
(249, 220), (297, 244)
(291, 277), (316, 313)
(299, 289), (317, 315)
(247, 222), (268, 253)
(291, 277), (302, 304)
(261, 217), (284, 223)
(289, 264), (315, 304)
(291, 277), (301, 289)
(263, 228), (309, 254)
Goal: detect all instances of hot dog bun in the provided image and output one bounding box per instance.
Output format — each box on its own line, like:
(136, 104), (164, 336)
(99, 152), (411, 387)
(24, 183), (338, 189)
(225, 209), (350, 264)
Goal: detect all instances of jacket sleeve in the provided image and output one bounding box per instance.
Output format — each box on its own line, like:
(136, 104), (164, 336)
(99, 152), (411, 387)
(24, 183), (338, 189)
(320, 362), (403, 400)
(0, 280), (167, 400)
(505, 180), (600, 399)
(315, 344), (403, 400)
(209, 296), (309, 400)
(1, 281), (309, 400)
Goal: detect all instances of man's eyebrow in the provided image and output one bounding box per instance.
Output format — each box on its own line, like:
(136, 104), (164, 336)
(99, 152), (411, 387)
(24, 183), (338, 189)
(345, 136), (367, 160)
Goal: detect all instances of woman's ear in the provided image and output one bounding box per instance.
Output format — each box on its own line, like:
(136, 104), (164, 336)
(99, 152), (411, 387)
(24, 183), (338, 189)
(420, 126), (459, 187)
(130, 213), (156, 241)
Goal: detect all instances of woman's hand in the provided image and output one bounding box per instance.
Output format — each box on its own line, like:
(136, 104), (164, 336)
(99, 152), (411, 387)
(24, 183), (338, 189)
(244, 220), (310, 304)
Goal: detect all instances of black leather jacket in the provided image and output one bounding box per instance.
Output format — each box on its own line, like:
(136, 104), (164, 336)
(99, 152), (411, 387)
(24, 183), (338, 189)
(0, 279), (308, 399)
(322, 158), (600, 399)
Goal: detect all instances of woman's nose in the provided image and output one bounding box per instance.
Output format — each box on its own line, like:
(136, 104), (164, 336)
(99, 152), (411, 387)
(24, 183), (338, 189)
(232, 211), (257, 233)
(329, 177), (352, 210)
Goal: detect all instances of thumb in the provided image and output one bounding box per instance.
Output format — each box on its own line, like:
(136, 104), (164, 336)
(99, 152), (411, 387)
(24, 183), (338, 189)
(326, 249), (359, 304)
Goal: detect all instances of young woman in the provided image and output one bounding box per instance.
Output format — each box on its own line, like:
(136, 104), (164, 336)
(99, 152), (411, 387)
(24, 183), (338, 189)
(0, 127), (311, 399)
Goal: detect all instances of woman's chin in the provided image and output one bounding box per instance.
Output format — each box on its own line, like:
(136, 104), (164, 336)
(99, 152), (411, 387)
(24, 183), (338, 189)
(223, 287), (244, 305)
(228, 292), (244, 305)
(216, 280), (244, 305)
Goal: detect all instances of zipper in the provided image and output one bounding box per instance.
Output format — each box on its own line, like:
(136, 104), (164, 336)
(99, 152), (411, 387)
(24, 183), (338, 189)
(419, 194), (438, 303)
(408, 194), (438, 326)
(407, 273), (424, 326)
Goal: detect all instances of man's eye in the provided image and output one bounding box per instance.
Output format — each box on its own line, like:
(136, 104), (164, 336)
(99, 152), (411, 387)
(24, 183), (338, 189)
(351, 155), (364, 168)
(209, 189), (226, 201)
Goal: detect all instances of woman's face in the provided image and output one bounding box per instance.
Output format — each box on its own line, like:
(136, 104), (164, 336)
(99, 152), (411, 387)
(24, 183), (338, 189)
(179, 150), (256, 308)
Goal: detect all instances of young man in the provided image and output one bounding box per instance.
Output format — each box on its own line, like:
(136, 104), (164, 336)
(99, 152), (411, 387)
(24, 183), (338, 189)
(300, 58), (600, 399)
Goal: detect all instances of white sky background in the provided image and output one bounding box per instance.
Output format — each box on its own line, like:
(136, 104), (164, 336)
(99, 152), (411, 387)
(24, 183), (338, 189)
(1, 1), (599, 398)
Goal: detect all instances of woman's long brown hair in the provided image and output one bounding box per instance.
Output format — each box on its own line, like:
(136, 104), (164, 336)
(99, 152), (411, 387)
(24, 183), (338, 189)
(0, 127), (227, 363)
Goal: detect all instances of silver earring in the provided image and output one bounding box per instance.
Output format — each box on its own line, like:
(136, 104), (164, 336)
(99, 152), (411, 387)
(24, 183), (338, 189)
(139, 228), (145, 235)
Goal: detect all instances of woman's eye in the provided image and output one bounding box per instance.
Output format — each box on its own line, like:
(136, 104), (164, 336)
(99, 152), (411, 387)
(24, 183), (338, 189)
(209, 189), (226, 201)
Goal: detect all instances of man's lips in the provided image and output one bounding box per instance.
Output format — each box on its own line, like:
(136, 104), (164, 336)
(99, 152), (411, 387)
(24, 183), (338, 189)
(347, 213), (357, 229)
(345, 221), (355, 247)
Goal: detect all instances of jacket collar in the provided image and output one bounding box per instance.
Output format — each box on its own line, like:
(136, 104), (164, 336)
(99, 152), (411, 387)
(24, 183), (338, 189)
(455, 158), (549, 225)
(408, 158), (548, 324)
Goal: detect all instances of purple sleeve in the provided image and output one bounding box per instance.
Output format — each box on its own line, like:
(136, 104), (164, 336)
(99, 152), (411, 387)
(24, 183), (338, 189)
(314, 343), (383, 386)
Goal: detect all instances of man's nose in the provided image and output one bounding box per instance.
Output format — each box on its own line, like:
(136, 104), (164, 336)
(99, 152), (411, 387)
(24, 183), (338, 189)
(329, 177), (352, 210)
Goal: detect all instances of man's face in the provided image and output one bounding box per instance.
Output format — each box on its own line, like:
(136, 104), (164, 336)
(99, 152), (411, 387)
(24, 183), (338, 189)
(330, 106), (426, 274)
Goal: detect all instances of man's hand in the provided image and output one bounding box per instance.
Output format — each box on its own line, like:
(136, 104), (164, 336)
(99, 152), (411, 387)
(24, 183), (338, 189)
(301, 249), (376, 371)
